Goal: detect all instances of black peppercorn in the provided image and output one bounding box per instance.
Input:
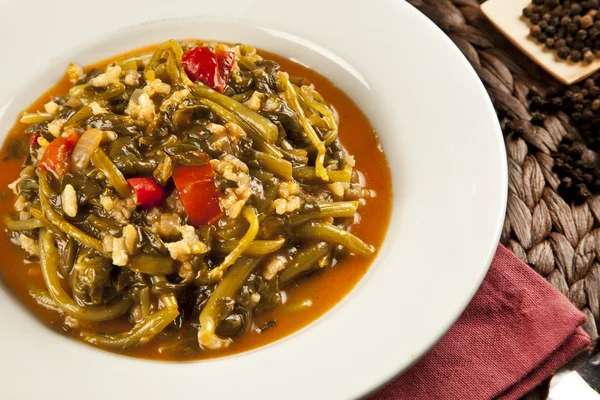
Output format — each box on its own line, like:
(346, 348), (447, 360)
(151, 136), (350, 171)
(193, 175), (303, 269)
(556, 38), (567, 48)
(584, 50), (596, 62)
(531, 25), (543, 37)
(592, 99), (600, 111)
(567, 22), (580, 33)
(558, 46), (572, 58)
(566, 36), (575, 46)
(585, 78), (596, 88)
(573, 92), (585, 103)
(583, 109), (594, 119)
(573, 40), (585, 49)
(576, 29), (588, 40)
(546, 38), (556, 48)
(581, 15), (594, 29)
(571, 3), (583, 15)
(539, 33), (548, 42)
(546, 25), (558, 35)
(551, 15), (561, 26)
(561, 15), (572, 25)
(590, 86), (600, 97)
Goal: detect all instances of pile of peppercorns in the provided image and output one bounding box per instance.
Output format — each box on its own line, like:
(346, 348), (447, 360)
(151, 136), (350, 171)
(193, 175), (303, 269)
(543, 74), (600, 148)
(523, 0), (600, 63)
(552, 139), (600, 203)
(526, 74), (600, 203)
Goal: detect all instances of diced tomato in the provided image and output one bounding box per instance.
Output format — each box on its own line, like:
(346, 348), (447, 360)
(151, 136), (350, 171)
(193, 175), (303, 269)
(38, 130), (79, 176)
(182, 47), (235, 93)
(127, 177), (166, 208)
(172, 163), (223, 226)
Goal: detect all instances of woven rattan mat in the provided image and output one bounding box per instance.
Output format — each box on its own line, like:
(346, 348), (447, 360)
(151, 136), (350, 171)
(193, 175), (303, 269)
(407, 0), (600, 398)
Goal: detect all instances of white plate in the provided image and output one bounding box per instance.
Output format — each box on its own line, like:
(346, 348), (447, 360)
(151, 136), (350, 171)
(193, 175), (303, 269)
(0, 1), (507, 399)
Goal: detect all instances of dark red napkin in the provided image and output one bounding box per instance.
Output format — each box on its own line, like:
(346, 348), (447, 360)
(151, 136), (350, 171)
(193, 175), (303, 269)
(372, 245), (591, 400)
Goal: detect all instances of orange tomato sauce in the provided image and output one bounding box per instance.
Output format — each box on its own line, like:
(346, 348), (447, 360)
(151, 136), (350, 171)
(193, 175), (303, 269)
(0, 44), (392, 360)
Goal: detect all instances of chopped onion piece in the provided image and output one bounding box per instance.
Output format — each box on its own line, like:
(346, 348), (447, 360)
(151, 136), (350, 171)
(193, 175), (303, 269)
(71, 128), (104, 172)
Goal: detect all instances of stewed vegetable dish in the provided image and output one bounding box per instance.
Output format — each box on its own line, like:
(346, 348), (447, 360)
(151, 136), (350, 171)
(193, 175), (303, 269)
(0, 40), (391, 360)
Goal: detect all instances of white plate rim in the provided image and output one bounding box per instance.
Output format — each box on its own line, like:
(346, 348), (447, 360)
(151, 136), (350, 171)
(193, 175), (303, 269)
(0, 1), (507, 399)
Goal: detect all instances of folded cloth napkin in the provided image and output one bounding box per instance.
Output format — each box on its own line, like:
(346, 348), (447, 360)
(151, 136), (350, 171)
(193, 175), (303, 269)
(372, 244), (592, 400)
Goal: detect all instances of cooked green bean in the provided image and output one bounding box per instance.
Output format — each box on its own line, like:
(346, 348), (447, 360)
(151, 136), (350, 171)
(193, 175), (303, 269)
(139, 287), (151, 319)
(39, 230), (132, 321)
(20, 113), (55, 124)
(292, 166), (352, 183)
(3, 216), (43, 231)
(290, 202), (359, 226)
(81, 276), (178, 348)
(81, 306), (178, 348)
(29, 208), (66, 240)
(255, 151), (293, 180)
(295, 221), (374, 256)
(87, 214), (122, 234)
(144, 40), (187, 83)
(91, 148), (131, 198)
(192, 84), (279, 143)
(208, 207), (259, 281)
(64, 105), (93, 129)
(280, 72), (328, 181)
(213, 238), (285, 256)
(115, 52), (152, 70)
(215, 218), (250, 240)
(280, 242), (332, 286)
(198, 256), (262, 349)
(70, 82), (126, 104)
(128, 254), (175, 275)
(299, 85), (338, 133)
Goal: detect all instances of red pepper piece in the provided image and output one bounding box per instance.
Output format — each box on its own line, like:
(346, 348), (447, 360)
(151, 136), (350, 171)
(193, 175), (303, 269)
(172, 163), (223, 226)
(215, 49), (235, 84)
(38, 130), (79, 176)
(182, 47), (235, 93)
(127, 177), (166, 208)
(182, 47), (223, 91)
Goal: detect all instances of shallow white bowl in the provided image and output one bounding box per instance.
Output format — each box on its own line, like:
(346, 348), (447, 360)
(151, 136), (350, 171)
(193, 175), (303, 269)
(0, 1), (507, 399)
